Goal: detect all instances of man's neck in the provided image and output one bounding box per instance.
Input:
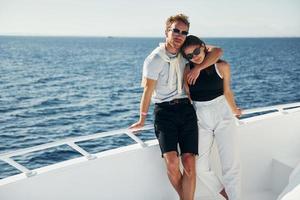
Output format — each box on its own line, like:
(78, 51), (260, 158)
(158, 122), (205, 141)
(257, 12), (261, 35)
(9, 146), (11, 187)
(165, 42), (179, 55)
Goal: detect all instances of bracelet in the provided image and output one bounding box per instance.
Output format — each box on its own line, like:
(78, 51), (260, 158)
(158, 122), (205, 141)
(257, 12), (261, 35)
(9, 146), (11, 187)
(141, 112), (148, 116)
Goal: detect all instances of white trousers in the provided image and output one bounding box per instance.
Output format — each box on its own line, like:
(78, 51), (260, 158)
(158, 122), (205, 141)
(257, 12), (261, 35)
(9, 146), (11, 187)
(193, 95), (241, 200)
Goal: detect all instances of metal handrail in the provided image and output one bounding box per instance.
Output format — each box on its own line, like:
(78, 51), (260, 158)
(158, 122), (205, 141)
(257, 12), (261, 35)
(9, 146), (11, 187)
(241, 102), (300, 115)
(0, 125), (153, 159)
(0, 124), (153, 177)
(0, 102), (299, 178)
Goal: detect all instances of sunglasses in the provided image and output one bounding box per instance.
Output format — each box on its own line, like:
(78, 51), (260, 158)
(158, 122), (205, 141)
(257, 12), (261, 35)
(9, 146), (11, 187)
(169, 28), (188, 36)
(185, 47), (202, 60)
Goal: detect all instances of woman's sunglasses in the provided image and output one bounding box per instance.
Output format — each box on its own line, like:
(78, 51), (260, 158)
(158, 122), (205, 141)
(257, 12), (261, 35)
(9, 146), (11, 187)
(185, 47), (201, 60)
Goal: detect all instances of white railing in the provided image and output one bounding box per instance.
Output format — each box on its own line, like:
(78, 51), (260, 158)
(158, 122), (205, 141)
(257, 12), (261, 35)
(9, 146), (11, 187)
(0, 125), (153, 178)
(241, 102), (300, 115)
(0, 102), (300, 179)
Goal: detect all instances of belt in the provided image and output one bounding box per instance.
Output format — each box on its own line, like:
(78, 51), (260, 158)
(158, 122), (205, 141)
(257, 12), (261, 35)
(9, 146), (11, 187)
(156, 98), (191, 106)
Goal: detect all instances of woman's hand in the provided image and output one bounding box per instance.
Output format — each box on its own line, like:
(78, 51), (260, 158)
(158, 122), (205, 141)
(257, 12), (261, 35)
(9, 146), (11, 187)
(233, 107), (242, 118)
(187, 67), (201, 85)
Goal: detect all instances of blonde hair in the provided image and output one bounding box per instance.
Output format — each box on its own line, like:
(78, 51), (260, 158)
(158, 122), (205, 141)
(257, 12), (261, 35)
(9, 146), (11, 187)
(165, 14), (190, 32)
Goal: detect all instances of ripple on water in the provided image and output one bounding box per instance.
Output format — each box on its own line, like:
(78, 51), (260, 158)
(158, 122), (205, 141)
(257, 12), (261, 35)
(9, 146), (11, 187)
(0, 37), (299, 179)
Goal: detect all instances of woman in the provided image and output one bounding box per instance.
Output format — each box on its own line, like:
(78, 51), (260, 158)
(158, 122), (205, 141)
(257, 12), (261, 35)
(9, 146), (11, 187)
(181, 35), (241, 200)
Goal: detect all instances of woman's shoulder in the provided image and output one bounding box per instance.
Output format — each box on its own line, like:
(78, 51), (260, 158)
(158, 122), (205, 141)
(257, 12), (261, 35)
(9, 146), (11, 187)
(215, 59), (230, 77)
(216, 59), (229, 66)
(216, 59), (230, 69)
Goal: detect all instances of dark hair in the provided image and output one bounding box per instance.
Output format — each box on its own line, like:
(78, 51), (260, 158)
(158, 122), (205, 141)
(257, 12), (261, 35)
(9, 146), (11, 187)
(181, 35), (207, 59)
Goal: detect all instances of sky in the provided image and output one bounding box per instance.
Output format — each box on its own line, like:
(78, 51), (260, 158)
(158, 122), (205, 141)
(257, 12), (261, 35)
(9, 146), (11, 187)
(0, 0), (299, 37)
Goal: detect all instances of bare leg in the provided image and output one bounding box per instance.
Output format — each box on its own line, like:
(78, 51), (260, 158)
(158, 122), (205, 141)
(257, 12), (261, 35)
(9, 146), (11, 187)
(164, 151), (183, 199)
(220, 188), (229, 200)
(182, 153), (196, 200)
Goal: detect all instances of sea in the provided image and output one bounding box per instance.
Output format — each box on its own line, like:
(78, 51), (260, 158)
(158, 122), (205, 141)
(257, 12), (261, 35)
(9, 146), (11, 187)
(0, 36), (299, 179)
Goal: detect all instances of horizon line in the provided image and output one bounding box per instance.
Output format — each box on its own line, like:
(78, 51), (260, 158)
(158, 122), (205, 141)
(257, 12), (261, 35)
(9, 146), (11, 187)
(0, 34), (300, 38)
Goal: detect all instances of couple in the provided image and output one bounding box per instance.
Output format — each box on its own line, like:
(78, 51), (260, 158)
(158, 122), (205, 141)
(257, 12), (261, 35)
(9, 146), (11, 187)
(130, 14), (241, 200)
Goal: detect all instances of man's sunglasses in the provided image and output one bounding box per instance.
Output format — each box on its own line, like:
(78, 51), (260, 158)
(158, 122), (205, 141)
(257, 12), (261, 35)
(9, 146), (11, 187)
(185, 47), (201, 60)
(169, 28), (188, 36)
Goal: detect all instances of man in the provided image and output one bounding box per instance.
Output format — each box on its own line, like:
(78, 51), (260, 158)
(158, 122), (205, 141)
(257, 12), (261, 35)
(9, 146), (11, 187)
(130, 14), (222, 200)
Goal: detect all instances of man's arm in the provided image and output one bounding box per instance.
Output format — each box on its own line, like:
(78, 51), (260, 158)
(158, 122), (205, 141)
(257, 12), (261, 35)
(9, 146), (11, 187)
(130, 77), (156, 129)
(187, 46), (223, 85)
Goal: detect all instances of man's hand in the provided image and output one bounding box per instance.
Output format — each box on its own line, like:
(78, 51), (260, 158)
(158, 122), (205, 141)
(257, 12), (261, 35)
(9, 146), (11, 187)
(187, 67), (201, 85)
(129, 120), (145, 132)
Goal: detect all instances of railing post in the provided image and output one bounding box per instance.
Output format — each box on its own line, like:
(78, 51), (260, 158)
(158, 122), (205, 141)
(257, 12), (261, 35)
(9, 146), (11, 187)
(67, 142), (96, 160)
(2, 157), (37, 177)
(126, 131), (147, 148)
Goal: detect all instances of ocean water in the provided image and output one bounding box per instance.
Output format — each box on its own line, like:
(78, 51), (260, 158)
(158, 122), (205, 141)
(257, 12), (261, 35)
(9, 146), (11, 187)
(0, 36), (299, 179)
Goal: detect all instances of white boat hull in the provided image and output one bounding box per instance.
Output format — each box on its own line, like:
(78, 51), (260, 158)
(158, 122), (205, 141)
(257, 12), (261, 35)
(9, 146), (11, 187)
(0, 104), (300, 200)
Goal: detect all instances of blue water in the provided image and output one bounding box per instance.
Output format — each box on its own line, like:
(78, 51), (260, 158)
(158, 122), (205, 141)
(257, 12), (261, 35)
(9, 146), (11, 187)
(0, 36), (299, 179)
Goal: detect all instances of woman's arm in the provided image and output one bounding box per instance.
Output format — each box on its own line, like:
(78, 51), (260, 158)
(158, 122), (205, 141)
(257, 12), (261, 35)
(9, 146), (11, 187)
(130, 77), (156, 129)
(183, 64), (192, 102)
(187, 46), (223, 85)
(217, 61), (242, 117)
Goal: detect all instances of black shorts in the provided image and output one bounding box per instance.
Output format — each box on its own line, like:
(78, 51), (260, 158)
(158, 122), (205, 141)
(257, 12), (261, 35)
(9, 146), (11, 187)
(154, 98), (198, 157)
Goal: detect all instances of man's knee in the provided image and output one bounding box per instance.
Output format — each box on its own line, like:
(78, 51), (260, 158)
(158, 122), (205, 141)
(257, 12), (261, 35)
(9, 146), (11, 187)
(164, 152), (180, 176)
(182, 153), (196, 177)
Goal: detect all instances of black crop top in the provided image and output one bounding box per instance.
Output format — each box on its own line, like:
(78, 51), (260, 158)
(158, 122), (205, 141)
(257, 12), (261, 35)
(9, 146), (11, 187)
(189, 63), (224, 101)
